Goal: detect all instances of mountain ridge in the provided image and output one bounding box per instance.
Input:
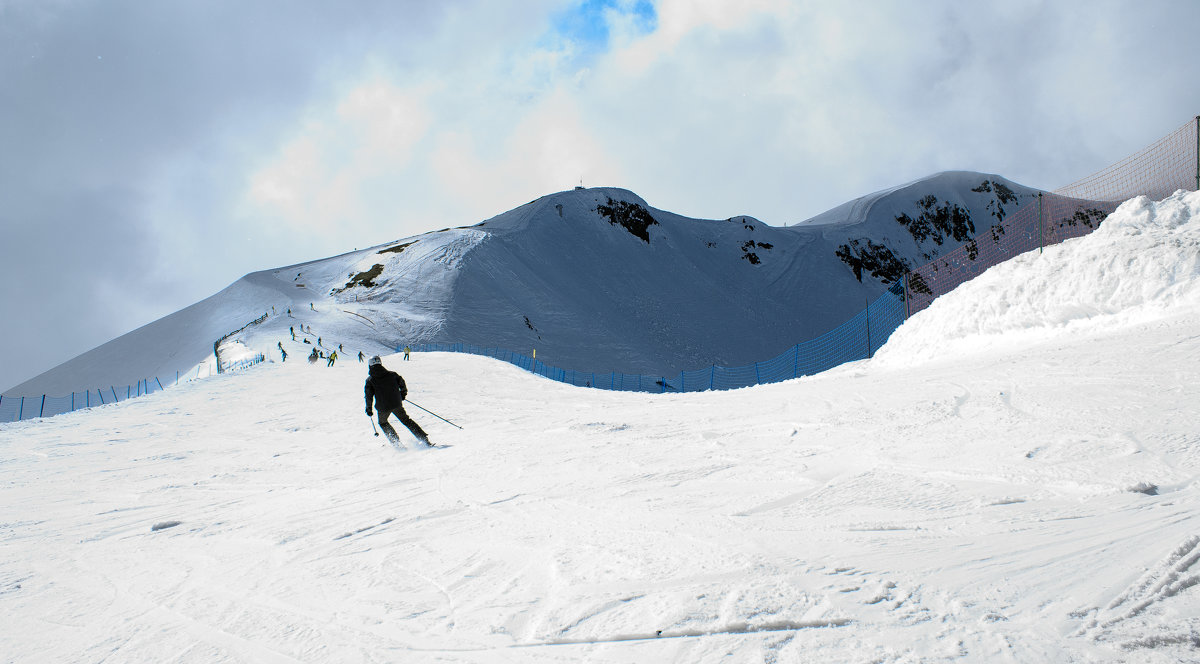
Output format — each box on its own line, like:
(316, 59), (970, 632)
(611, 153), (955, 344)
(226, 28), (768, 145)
(6, 171), (1046, 396)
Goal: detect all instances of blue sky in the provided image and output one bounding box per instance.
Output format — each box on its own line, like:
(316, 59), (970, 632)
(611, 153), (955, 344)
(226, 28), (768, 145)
(550, 0), (657, 53)
(2, 0), (1200, 391)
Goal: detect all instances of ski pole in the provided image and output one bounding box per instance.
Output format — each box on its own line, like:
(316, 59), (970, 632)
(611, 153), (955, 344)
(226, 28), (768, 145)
(368, 413), (379, 436)
(404, 399), (463, 429)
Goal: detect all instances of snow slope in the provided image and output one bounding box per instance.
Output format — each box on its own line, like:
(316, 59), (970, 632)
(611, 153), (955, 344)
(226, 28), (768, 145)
(1, 192), (1198, 662)
(6, 172), (1042, 396)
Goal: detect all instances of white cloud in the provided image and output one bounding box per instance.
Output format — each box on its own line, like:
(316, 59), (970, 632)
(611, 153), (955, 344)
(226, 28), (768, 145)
(233, 0), (1200, 240)
(241, 78), (434, 237)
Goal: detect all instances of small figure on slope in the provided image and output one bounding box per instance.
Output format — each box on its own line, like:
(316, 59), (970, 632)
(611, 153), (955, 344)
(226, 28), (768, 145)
(364, 355), (431, 448)
(308, 347), (319, 364)
(327, 351), (338, 367)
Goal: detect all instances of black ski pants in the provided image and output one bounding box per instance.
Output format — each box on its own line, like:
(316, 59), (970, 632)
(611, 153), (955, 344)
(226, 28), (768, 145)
(377, 405), (428, 444)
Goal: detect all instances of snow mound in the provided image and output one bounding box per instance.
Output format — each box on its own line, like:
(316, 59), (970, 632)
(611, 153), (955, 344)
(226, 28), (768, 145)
(875, 189), (1200, 367)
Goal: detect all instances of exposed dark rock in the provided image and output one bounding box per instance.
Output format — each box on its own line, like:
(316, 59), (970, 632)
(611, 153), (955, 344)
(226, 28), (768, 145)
(596, 197), (659, 243)
(835, 240), (910, 284)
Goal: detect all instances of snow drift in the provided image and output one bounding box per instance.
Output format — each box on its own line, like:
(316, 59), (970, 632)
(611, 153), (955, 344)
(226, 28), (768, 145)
(875, 189), (1200, 367)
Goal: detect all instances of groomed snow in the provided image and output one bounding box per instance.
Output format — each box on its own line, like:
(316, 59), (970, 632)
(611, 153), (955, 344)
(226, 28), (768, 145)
(1, 193), (1198, 662)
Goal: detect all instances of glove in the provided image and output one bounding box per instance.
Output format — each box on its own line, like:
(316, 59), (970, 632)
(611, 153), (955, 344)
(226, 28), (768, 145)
(366, 408), (373, 416)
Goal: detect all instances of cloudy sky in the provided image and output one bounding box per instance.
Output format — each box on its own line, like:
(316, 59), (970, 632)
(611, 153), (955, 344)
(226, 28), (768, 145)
(2, 0), (1199, 392)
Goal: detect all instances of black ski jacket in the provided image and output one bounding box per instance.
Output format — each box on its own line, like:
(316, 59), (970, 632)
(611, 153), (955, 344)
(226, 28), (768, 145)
(365, 364), (407, 412)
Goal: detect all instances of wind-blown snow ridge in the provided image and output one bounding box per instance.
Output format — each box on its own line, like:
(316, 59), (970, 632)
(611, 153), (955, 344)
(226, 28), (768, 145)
(875, 189), (1200, 367)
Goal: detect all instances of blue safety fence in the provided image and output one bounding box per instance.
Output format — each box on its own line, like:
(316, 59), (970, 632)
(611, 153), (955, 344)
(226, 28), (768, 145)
(0, 353), (265, 424)
(410, 281), (908, 393)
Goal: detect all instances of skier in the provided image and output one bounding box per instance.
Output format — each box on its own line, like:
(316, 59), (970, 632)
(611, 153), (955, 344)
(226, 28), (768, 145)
(358, 351), (365, 363)
(308, 348), (319, 364)
(403, 346), (411, 361)
(290, 326), (295, 340)
(327, 351), (338, 367)
(364, 356), (431, 447)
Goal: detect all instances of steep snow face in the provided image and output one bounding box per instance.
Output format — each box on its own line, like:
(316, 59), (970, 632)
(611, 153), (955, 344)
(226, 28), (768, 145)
(875, 189), (1200, 367)
(438, 176), (1042, 375)
(4, 274), (286, 397)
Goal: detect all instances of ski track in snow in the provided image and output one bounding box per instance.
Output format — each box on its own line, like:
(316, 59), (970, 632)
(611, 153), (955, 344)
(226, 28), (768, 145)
(2, 317), (1198, 663)
(2, 191), (1200, 662)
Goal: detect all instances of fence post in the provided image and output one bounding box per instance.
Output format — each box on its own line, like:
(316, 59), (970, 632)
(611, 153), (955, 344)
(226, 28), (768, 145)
(40, 395), (45, 418)
(865, 296), (873, 359)
(157, 377), (164, 391)
(112, 387), (118, 402)
(1195, 115), (1199, 191)
(71, 392), (75, 412)
(18, 397), (23, 420)
(1038, 192), (1044, 254)
(710, 365), (715, 390)
(904, 272), (911, 320)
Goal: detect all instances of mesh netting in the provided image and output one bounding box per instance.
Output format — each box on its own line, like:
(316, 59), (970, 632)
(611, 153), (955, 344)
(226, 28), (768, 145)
(906, 193), (1123, 316)
(411, 284), (907, 394)
(1054, 117), (1198, 202)
(1, 374), (195, 423)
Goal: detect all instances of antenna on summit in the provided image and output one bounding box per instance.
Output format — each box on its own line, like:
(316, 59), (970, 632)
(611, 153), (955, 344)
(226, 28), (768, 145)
(575, 177), (585, 191)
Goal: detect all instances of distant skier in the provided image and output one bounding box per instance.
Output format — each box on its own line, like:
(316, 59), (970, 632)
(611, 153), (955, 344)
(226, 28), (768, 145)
(280, 348), (288, 362)
(358, 351), (365, 363)
(339, 343), (343, 352)
(403, 346), (411, 361)
(308, 348), (319, 364)
(364, 356), (431, 447)
(290, 326), (295, 340)
(327, 351), (337, 367)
